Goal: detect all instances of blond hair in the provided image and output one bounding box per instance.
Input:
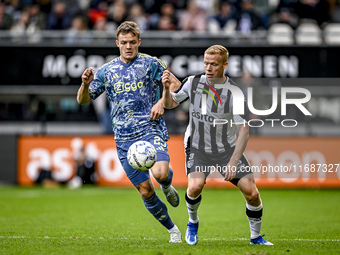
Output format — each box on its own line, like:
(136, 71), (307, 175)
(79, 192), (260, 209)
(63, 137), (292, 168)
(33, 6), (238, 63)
(116, 21), (141, 39)
(205, 45), (229, 63)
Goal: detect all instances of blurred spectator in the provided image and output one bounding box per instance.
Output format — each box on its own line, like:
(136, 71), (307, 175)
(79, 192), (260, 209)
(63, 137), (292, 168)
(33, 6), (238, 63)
(69, 137), (98, 188)
(167, 0), (187, 10)
(93, 15), (107, 30)
(178, 0), (207, 31)
(74, 145), (96, 184)
(0, 0), (335, 33)
(127, 3), (148, 31)
(157, 15), (176, 30)
(77, 0), (91, 13)
(268, 6), (299, 29)
(46, 1), (73, 30)
(54, 0), (81, 16)
(252, 0), (270, 29)
(234, 0), (262, 34)
(138, 0), (166, 15)
(87, 0), (108, 26)
(106, 0), (127, 30)
(149, 3), (178, 30)
(4, 0), (22, 23)
(35, 161), (60, 188)
(196, 0), (219, 15)
(28, 3), (46, 30)
(0, 0), (333, 33)
(64, 15), (92, 43)
(212, 1), (235, 30)
(89, 0), (114, 9)
(293, 0), (331, 26)
(10, 8), (38, 36)
(0, 1), (13, 29)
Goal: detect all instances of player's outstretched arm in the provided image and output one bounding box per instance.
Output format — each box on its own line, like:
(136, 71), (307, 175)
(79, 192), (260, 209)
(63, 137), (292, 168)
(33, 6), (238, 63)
(169, 71), (181, 91)
(224, 124), (250, 181)
(150, 70), (180, 119)
(162, 70), (179, 109)
(77, 67), (94, 105)
(150, 70), (181, 119)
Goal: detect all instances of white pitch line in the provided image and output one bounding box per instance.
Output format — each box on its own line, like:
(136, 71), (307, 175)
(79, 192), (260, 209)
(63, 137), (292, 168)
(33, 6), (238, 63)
(202, 238), (340, 242)
(283, 238), (340, 242)
(0, 236), (339, 242)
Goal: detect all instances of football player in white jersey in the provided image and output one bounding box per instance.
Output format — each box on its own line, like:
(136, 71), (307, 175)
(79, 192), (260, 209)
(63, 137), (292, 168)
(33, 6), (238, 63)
(162, 45), (273, 246)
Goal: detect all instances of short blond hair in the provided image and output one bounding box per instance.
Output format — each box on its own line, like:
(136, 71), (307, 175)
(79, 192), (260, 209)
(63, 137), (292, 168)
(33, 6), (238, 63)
(116, 21), (141, 39)
(205, 45), (229, 63)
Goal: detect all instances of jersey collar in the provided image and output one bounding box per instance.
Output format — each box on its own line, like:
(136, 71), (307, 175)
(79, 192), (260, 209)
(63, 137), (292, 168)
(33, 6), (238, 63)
(118, 53), (140, 67)
(205, 74), (228, 88)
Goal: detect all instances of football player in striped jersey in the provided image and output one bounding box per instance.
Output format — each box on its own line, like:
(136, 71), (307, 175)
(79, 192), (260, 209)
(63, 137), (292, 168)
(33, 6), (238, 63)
(162, 45), (273, 246)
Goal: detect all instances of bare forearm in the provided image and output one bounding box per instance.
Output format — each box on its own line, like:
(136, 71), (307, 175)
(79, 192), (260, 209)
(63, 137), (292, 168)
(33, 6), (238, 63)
(77, 82), (92, 104)
(161, 71), (180, 109)
(78, 67), (95, 104)
(169, 74), (181, 92)
(163, 88), (175, 109)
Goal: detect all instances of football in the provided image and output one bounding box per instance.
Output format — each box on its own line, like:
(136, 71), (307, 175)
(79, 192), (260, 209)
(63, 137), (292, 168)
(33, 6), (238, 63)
(127, 141), (157, 171)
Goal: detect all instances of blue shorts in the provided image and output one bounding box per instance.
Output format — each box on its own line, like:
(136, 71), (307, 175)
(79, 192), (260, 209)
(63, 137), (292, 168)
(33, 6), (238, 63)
(116, 133), (170, 186)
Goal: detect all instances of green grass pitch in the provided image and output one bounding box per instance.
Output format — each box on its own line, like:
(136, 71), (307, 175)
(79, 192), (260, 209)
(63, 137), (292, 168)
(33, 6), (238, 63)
(0, 186), (339, 255)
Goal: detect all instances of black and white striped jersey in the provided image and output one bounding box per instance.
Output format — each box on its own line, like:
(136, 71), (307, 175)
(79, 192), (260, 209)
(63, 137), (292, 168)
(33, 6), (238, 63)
(172, 74), (245, 154)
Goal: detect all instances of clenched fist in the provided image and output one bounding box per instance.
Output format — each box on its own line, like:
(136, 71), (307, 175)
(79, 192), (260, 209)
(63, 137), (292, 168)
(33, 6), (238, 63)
(82, 67), (95, 86)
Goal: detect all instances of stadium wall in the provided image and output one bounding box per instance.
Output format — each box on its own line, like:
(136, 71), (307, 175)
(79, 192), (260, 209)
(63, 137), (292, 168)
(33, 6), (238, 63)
(1, 46), (340, 85)
(17, 135), (340, 188)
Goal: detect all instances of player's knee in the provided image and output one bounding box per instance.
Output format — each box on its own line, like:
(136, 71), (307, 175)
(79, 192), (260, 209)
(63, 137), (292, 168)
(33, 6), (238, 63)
(151, 166), (168, 182)
(139, 188), (154, 199)
(136, 183), (155, 199)
(188, 182), (204, 197)
(247, 190), (260, 205)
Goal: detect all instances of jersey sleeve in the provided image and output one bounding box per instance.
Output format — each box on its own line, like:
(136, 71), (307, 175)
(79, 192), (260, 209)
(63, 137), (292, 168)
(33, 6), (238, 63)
(88, 66), (106, 100)
(150, 57), (167, 81)
(233, 114), (245, 124)
(172, 77), (190, 104)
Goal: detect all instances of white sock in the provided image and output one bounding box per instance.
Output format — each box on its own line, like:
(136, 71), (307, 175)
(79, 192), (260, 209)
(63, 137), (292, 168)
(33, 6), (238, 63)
(186, 192), (201, 223)
(246, 202), (263, 239)
(168, 225), (179, 233)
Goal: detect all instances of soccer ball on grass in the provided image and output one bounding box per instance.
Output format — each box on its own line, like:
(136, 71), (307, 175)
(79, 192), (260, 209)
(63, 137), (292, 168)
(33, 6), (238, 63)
(127, 141), (157, 171)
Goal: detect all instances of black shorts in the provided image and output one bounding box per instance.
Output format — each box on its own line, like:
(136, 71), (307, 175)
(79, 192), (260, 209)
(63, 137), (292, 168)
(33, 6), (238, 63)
(185, 146), (252, 186)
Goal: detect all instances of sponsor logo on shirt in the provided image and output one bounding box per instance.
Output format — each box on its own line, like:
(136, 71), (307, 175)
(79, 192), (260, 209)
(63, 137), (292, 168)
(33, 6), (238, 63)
(114, 81), (144, 93)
